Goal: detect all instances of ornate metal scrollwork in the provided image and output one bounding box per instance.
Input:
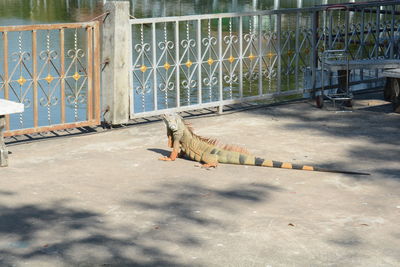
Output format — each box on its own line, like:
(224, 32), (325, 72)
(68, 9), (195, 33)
(11, 51), (31, 62)
(159, 81), (174, 92)
(223, 35), (238, 45)
(40, 95), (59, 107)
(135, 83), (151, 95)
(67, 48), (85, 59)
(243, 32), (257, 43)
(22, 98), (31, 108)
(66, 94), (85, 105)
(203, 76), (218, 86)
(135, 43), (151, 54)
(244, 71), (259, 81)
(181, 79), (197, 89)
(39, 50), (58, 61)
(223, 73), (238, 84)
(157, 40), (174, 50)
(202, 36), (217, 47)
(181, 39), (196, 48)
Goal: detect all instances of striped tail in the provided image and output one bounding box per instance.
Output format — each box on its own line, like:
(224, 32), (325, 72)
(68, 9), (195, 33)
(253, 157), (370, 176)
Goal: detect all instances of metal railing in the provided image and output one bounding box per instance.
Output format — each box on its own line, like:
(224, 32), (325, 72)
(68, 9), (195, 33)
(130, 1), (400, 118)
(0, 21), (100, 137)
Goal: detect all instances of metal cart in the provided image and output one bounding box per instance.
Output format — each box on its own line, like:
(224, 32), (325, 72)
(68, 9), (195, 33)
(316, 5), (352, 109)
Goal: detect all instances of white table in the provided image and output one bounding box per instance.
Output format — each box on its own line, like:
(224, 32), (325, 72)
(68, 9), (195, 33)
(0, 99), (24, 167)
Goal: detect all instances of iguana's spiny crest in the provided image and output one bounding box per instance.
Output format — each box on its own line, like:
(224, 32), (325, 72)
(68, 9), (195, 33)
(162, 113), (249, 153)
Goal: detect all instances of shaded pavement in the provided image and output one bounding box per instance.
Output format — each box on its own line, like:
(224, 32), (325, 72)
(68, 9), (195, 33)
(1, 92), (400, 266)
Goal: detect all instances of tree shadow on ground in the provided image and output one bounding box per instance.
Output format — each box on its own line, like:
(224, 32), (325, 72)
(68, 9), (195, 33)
(0, 181), (281, 266)
(242, 93), (400, 181)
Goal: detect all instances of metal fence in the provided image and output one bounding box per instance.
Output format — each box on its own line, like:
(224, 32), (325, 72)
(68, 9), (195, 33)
(2, 1), (400, 135)
(0, 21), (100, 137)
(130, 1), (400, 118)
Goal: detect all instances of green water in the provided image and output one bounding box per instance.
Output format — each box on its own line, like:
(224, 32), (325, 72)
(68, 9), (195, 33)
(0, 0), (370, 25)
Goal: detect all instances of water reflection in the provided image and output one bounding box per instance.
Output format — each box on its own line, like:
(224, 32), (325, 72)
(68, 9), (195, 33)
(0, 0), (102, 25)
(0, 0), (368, 25)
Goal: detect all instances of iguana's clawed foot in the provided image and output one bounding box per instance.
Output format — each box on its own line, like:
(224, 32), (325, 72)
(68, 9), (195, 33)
(195, 163), (217, 169)
(159, 156), (173, 161)
(202, 163), (217, 168)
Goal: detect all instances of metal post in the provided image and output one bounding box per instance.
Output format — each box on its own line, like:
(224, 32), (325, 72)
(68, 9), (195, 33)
(296, 0), (302, 91)
(258, 14), (263, 95)
(197, 19), (202, 104)
(295, 11), (300, 91)
(218, 18), (223, 113)
(60, 28), (66, 123)
(277, 13), (282, 93)
(375, 5), (380, 79)
(101, 1), (132, 124)
(390, 5), (395, 59)
(360, 7), (365, 81)
(239, 16), (243, 98)
(175, 21), (180, 107)
(152, 22), (158, 111)
(311, 11), (319, 97)
(86, 26), (93, 121)
(32, 30), (38, 128)
(328, 10), (332, 49)
(375, 6), (380, 59)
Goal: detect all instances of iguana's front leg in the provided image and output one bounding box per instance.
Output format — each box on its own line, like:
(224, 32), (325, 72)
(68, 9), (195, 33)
(167, 129), (174, 148)
(159, 139), (181, 161)
(168, 135), (174, 148)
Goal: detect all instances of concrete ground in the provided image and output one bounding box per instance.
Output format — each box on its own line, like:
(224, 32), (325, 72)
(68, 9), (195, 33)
(1, 93), (400, 266)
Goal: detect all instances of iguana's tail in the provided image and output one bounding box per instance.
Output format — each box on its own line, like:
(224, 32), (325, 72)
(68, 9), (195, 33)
(241, 156), (370, 175)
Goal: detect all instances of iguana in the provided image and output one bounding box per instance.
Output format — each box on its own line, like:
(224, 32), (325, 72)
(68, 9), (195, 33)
(159, 113), (370, 175)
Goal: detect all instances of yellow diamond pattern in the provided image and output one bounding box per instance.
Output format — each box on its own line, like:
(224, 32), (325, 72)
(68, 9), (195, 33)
(228, 56), (235, 63)
(44, 74), (54, 84)
(17, 76), (26, 86)
(207, 58), (214, 65)
(267, 52), (275, 59)
(140, 65), (147, 73)
(164, 62), (171, 70)
(73, 72), (81, 81)
(287, 50), (294, 57)
(185, 60), (193, 68)
(304, 48), (310, 55)
(249, 53), (255, 61)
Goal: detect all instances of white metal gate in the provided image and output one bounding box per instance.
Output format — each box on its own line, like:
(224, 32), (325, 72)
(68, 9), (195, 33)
(129, 1), (400, 118)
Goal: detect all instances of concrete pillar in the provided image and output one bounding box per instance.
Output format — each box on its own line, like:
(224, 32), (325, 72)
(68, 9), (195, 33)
(101, 1), (132, 124)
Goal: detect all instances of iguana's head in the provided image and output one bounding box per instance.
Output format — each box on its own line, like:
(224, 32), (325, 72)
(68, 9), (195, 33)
(161, 113), (184, 132)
